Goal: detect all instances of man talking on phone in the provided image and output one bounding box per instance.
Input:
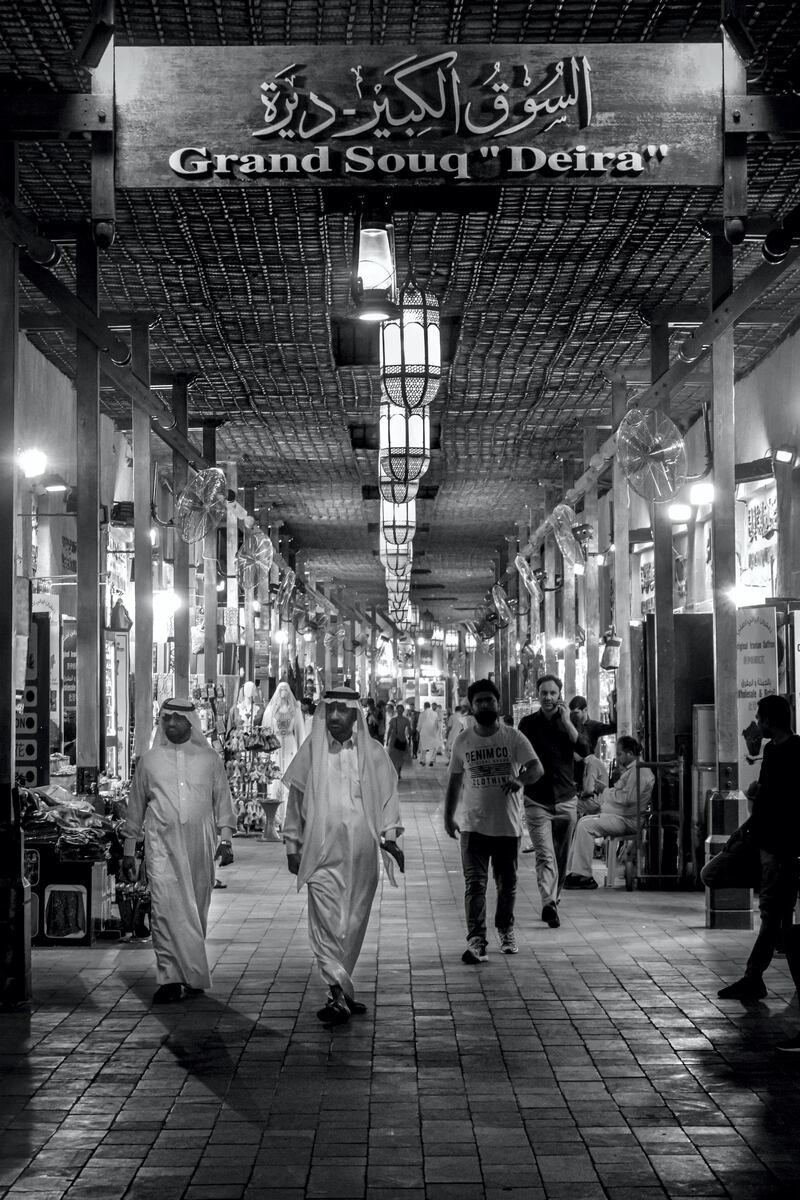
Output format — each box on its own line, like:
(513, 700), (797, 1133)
(518, 675), (584, 928)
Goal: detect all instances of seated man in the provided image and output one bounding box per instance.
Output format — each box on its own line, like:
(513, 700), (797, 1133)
(564, 736), (654, 890)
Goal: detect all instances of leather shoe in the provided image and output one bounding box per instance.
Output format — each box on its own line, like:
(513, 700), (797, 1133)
(153, 983), (182, 1005)
(717, 977), (767, 1001)
(345, 997), (367, 1015)
(317, 998), (350, 1025)
(541, 903), (560, 928)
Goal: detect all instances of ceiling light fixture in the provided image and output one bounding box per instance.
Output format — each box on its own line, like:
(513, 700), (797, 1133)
(352, 204), (398, 322)
(378, 401), (431, 485)
(380, 277), (441, 410)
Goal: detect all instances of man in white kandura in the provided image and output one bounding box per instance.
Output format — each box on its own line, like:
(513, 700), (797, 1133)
(283, 688), (404, 1026)
(122, 698), (236, 1004)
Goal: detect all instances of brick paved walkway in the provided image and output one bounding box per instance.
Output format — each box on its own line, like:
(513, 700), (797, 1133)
(2, 760), (800, 1200)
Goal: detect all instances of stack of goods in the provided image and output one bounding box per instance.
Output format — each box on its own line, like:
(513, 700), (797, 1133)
(21, 787), (122, 863)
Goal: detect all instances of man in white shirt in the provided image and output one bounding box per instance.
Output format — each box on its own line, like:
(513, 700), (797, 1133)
(564, 736), (655, 889)
(282, 688), (403, 1025)
(445, 679), (544, 962)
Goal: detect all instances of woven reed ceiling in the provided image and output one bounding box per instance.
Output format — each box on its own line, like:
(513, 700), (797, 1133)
(5, 1), (800, 624)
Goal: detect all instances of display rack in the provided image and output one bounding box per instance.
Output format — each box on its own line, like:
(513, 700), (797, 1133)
(223, 720), (282, 841)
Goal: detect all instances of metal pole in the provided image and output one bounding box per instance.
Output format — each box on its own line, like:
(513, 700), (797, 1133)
(131, 322), (153, 757)
(171, 375), (190, 696)
(75, 225), (101, 792)
(583, 428), (601, 713)
(612, 378), (633, 736)
(650, 325), (675, 758)
(202, 425), (218, 685)
(710, 235), (739, 790)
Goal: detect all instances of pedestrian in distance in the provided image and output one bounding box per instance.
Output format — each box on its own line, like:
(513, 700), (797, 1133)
(445, 678), (543, 963)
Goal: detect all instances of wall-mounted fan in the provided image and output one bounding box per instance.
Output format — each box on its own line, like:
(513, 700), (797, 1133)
(491, 583), (513, 624)
(616, 406), (688, 502)
(174, 467), (229, 543)
(275, 568), (296, 612)
(548, 504), (581, 566)
(473, 601), (502, 640)
(515, 554), (543, 604)
(236, 528), (274, 590)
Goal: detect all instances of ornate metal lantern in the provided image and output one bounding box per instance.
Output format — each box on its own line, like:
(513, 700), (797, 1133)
(380, 278), (441, 410)
(379, 465), (419, 506)
(380, 497), (416, 547)
(378, 401), (430, 484)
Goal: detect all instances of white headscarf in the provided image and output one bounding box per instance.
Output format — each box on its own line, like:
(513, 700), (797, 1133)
(151, 698), (208, 751)
(262, 680), (305, 743)
(283, 687), (402, 885)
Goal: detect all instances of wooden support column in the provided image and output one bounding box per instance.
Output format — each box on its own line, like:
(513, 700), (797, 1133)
(0, 142), (31, 1007)
(775, 460), (793, 598)
(544, 490), (558, 676)
(791, 467), (800, 597)
(202, 425), (218, 684)
(501, 536), (515, 711)
(131, 321), (153, 757)
(612, 379), (633, 736)
(583, 428), (601, 714)
(651, 326), (676, 757)
(242, 487), (256, 681)
(561, 462), (577, 699)
(710, 235), (739, 790)
(225, 461), (238, 637)
(516, 520), (528, 700)
(75, 226), (101, 791)
(171, 375), (190, 696)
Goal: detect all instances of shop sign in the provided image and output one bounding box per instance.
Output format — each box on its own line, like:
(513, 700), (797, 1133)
(736, 606), (779, 793)
(115, 44), (722, 189)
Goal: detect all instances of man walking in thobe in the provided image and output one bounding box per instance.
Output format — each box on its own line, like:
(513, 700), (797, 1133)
(418, 702), (440, 767)
(518, 675), (583, 928)
(122, 698), (236, 1004)
(283, 688), (403, 1025)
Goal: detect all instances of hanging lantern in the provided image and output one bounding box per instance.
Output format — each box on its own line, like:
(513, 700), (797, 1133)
(379, 466), (419, 506)
(464, 630), (477, 652)
(352, 207), (397, 322)
(380, 497), (416, 547)
(379, 401), (430, 484)
(380, 278), (441, 410)
(380, 537), (413, 576)
(419, 608), (435, 638)
(444, 628), (459, 651)
(431, 626), (444, 646)
(385, 560), (412, 586)
(600, 624), (622, 671)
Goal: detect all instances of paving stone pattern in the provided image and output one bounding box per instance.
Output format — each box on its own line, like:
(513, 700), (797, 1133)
(2, 761), (800, 1199)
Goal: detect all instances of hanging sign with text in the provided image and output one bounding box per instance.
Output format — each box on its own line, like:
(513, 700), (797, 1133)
(115, 44), (723, 189)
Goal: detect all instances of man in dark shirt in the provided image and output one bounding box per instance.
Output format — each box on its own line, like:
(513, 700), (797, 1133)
(569, 695), (615, 794)
(518, 675), (583, 928)
(703, 693), (800, 1002)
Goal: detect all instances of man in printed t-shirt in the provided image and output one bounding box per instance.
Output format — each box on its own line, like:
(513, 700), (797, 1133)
(445, 678), (544, 963)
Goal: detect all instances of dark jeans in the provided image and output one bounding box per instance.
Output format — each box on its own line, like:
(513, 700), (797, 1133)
(460, 831), (519, 945)
(702, 836), (798, 978)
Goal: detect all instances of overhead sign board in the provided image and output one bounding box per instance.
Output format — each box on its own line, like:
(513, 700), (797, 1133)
(115, 44), (723, 188)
